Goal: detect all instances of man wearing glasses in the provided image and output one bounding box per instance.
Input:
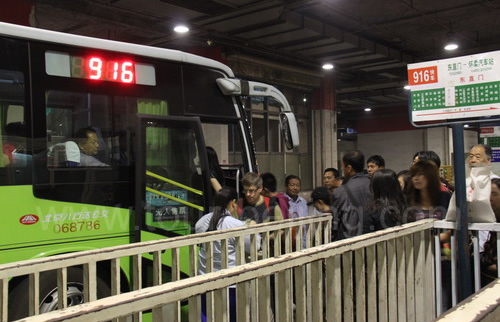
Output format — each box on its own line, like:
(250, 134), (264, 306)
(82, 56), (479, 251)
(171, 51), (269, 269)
(238, 172), (283, 224)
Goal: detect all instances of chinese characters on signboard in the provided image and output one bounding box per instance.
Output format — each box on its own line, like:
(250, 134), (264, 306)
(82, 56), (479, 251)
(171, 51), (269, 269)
(408, 51), (500, 123)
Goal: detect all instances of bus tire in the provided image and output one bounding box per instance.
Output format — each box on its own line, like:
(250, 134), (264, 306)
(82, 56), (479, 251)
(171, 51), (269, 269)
(8, 265), (111, 320)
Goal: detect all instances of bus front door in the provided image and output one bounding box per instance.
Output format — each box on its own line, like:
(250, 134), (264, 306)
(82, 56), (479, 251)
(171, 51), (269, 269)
(135, 115), (210, 243)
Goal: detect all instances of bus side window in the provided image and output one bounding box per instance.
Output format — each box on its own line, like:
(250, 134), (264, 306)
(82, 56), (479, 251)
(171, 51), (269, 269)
(0, 68), (31, 185)
(47, 141), (80, 167)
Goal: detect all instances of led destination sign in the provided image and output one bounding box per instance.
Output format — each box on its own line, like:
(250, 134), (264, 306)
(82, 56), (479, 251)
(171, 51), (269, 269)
(45, 51), (156, 86)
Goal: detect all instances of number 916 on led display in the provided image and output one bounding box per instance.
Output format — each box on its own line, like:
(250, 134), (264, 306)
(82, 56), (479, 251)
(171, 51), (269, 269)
(71, 56), (134, 83)
(45, 51), (156, 86)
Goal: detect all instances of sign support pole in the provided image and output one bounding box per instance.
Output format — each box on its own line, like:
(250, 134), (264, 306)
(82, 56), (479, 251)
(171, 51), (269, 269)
(451, 123), (473, 301)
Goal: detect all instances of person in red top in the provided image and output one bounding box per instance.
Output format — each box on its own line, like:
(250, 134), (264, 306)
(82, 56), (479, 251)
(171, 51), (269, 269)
(260, 172), (289, 219)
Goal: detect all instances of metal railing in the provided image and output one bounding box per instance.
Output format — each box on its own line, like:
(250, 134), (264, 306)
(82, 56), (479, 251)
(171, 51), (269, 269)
(16, 220), (437, 322)
(0, 214), (331, 321)
(433, 221), (500, 315)
(434, 279), (499, 321)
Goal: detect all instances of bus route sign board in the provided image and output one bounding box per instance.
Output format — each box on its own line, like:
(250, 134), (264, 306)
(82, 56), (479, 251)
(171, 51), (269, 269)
(408, 51), (500, 124)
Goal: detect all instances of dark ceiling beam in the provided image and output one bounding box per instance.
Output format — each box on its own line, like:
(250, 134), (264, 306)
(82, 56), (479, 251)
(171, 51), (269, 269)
(36, 0), (169, 36)
(281, 11), (419, 69)
(337, 87), (408, 103)
(157, 0), (234, 16)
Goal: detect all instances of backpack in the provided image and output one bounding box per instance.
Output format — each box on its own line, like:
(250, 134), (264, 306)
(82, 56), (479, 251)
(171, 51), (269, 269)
(238, 196), (275, 222)
(274, 193), (290, 219)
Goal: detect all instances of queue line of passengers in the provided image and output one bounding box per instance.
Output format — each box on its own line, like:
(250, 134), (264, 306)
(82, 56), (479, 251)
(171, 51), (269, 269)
(196, 145), (499, 320)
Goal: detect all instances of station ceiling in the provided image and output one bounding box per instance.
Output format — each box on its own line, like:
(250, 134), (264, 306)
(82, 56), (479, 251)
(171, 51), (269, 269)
(27, 0), (500, 123)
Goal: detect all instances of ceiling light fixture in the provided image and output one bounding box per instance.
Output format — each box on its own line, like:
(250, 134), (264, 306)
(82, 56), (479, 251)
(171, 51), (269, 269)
(444, 32), (458, 51)
(174, 25), (189, 33)
(322, 63), (334, 70)
(364, 107), (371, 112)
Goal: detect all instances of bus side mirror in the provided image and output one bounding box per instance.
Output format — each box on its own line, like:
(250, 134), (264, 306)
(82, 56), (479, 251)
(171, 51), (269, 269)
(280, 112), (299, 150)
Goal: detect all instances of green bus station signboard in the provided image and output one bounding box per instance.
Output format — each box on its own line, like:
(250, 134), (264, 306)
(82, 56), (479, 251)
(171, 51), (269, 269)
(408, 51), (500, 124)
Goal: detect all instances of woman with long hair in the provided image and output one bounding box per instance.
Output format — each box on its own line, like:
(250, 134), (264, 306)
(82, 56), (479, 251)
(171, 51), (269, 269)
(206, 146), (225, 192)
(407, 160), (452, 311)
(195, 187), (259, 322)
(406, 160), (451, 220)
(363, 169), (408, 234)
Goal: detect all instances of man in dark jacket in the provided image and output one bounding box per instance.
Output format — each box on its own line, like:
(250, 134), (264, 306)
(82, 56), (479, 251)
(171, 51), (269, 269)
(332, 150), (372, 240)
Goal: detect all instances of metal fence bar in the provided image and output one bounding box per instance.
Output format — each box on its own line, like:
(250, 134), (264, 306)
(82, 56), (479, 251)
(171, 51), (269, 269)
(433, 228), (443, 317)
(323, 257), (334, 322)
(57, 267), (68, 310)
(434, 279), (500, 321)
(111, 258), (120, 296)
(366, 244), (377, 321)
(257, 274), (271, 321)
(432, 221), (500, 317)
(471, 231), (481, 292)
(294, 264), (306, 322)
(377, 241), (388, 322)
(188, 244), (199, 322)
(131, 254), (141, 322)
(396, 236), (407, 322)
(415, 231), (426, 322)
(354, 248), (366, 322)
(342, 251), (354, 321)
(1, 278), (7, 322)
(28, 272), (39, 317)
(310, 260), (322, 322)
(405, 234), (415, 322)
(332, 255), (342, 321)
(423, 229), (436, 321)
(386, 238), (397, 322)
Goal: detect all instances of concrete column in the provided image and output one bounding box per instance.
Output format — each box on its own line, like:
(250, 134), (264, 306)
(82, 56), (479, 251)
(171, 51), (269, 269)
(312, 74), (337, 186)
(426, 127), (450, 165)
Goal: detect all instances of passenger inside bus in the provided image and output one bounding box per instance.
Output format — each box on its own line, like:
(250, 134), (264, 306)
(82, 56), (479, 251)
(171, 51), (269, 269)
(2, 122), (28, 167)
(75, 127), (109, 167)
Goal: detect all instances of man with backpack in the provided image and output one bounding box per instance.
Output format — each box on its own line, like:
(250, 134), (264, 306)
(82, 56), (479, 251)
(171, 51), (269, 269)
(238, 172), (283, 223)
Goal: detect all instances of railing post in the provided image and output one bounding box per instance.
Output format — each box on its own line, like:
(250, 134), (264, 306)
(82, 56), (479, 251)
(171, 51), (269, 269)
(1, 278), (7, 322)
(28, 272), (40, 316)
(56, 267), (68, 309)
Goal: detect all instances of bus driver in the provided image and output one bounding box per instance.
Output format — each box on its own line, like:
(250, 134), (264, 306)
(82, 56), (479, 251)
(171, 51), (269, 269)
(75, 127), (109, 167)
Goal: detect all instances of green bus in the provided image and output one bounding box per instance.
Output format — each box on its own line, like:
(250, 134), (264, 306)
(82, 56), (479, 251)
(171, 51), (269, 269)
(0, 21), (299, 319)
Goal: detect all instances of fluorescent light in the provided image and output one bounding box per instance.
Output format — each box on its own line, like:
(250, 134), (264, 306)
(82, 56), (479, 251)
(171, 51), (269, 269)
(174, 25), (189, 33)
(322, 63), (334, 70)
(464, 124), (470, 128)
(444, 43), (458, 51)
(364, 107), (371, 112)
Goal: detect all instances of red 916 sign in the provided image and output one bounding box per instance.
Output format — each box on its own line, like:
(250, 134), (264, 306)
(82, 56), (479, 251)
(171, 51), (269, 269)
(408, 66), (438, 86)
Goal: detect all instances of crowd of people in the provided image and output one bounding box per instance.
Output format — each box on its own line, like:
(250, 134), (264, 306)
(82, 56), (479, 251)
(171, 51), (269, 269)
(196, 144), (499, 319)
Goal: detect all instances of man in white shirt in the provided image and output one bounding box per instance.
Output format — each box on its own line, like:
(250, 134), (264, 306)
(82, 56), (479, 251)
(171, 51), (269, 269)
(468, 144), (498, 252)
